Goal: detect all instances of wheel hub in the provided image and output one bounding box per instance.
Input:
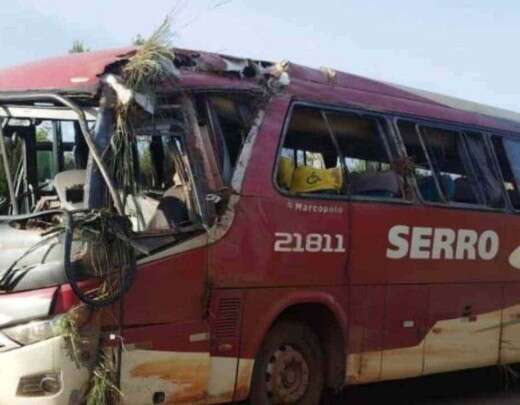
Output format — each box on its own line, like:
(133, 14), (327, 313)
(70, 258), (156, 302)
(266, 344), (310, 403)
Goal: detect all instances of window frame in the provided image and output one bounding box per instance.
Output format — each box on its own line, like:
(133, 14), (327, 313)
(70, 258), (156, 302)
(488, 132), (520, 212)
(272, 101), (412, 204)
(273, 100), (520, 213)
(392, 115), (511, 213)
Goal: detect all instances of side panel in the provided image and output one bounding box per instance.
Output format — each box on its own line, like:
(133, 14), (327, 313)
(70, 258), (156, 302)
(380, 285), (428, 380)
(423, 284), (502, 375)
(346, 285), (385, 384)
(349, 203), (512, 286)
(120, 245), (211, 404)
(207, 289), (247, 404)
(348, 200), (512, 380)
(121, 323), (210, 405)
(501, 283), (520, 364)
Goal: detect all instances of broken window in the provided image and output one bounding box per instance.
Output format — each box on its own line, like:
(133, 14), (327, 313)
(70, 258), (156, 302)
(194, 94), (260, 186)
(277, 106), (342, 194)
(398, 120), (503, 207)
(326, 111), (402, 198)
(117, 107), (197, 237)
(276, 105), (403, 199)
(463, 131), (504, 208)
(110, 93), (262, 251)
(0, 118), (88, 214)
(492, 136), (520, 209)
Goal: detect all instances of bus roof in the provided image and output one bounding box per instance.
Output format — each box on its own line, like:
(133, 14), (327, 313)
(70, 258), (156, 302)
(0, 46), (519, 133)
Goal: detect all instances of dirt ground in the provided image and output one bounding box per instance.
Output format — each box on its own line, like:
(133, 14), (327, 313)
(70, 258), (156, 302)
(331, 366), (520, 404)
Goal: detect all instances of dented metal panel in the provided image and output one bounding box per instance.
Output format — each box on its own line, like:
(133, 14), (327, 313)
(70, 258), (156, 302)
(0, 287), (56, 328)
(0, 47), (137, 94)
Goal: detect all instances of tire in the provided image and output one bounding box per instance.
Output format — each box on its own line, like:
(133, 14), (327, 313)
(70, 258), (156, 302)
(250, 320), (324, 405)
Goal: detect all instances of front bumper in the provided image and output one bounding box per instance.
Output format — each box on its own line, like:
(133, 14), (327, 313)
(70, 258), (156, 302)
(0, 335), (89, 405)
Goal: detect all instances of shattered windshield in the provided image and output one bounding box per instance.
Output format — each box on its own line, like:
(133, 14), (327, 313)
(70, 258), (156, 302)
(0, 114), (92, 215)
(119, 108), (197, 233)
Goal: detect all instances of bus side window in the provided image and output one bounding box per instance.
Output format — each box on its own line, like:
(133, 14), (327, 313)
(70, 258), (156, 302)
(276, 106), (343, 195)
(492, 136), (520, 210)
(276, 105), (405, 199)
(420, 126), (481, 205)
(463, 132), (504, 208)
(398, 121), (501, 207)
(397, 121), (442, 202)
(325, 112), (403, 199)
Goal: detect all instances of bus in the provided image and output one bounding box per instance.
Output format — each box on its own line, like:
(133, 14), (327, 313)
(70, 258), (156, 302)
(1, 46), (520, 405)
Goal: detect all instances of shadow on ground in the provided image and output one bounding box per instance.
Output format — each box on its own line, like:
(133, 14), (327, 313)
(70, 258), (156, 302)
(327, 366), (520, 404)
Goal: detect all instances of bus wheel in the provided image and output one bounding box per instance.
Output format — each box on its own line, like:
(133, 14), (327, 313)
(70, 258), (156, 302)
(250, 320), (324, 405)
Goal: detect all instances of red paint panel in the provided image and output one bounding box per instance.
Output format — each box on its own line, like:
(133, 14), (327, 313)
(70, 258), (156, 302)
(123, 321), (208, 353)
(347, 285), (385, 383)
(359, 286), (386, 353)
(53, 284), (81, 314)
(289, 79), (520, 134)
(348, 203), (516, 285)
(212, 196), (348, 288)
(0, 47), (136, 93)
(348, 285), (386, 353)
(384, 285), (428, 349)
(423, 283), (503, 373)
(428, 284), (502, 324)
(504, 283), (520, 309)
(123, 248), (208, 326)
(347, 286), (367, 357)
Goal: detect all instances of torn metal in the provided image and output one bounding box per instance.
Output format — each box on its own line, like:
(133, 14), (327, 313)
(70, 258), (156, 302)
(0, 43), (276, 404)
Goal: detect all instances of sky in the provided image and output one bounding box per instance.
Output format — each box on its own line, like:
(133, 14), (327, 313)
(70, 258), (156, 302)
(1, 0), (520, 111)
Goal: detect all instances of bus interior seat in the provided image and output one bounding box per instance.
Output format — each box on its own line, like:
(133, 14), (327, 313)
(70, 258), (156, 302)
(349, 171), (400, 198)
(453, 177), (477, 203)
(124, 194), (160, 231)
(53, 169), (86, 210)
(146, 185), (190, 231)
(418, 174), (455, 202)
(509, 190), (520, 208)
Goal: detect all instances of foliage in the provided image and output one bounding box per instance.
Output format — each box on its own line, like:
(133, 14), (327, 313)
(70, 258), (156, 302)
(123, 17), (176, 93)
(86, 352), (122, 405)
(54, 310), (82, 366)
(69, 40), (90, 54)
(36, 127), (49, 142)
(133, 34), (146, 46)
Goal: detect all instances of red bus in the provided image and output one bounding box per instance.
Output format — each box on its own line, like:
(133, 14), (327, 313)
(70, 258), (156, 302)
(1, 47), (520, 405)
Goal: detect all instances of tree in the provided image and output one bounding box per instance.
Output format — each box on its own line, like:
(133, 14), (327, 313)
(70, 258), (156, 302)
(133, 34), (146, 46)
(69, 40), (90, 54)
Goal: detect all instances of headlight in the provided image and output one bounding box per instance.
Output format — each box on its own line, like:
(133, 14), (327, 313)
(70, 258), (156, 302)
(2, 315), (65, 346)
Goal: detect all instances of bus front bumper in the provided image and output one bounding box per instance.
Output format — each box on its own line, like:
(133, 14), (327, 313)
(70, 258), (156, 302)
(0, 336), (89, 405)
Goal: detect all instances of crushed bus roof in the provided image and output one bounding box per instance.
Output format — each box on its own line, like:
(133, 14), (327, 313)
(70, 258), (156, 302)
(1, 46), (520, 133)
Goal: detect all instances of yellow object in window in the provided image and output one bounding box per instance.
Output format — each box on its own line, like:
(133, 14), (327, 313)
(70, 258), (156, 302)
(278, 157), (295, 189)
(290, 166), (343, 193)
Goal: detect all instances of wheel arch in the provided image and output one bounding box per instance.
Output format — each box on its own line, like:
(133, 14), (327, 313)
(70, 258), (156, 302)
(240, 289), (348, 394)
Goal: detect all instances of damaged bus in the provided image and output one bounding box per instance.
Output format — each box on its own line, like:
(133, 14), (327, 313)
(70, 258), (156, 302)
(2, 45), (520, 405)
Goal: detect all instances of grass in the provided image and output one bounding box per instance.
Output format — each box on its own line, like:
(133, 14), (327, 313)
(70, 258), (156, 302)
(123, 17), (177, 93)
(87, 351), (123, 405)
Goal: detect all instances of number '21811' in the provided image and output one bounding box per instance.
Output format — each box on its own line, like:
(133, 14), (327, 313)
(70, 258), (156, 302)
(274, 233), (346, 253)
